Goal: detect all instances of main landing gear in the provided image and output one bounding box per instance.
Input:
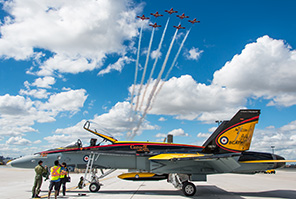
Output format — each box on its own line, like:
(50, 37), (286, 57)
(168, 173), (196, 196)
(79, 152), (116, 192)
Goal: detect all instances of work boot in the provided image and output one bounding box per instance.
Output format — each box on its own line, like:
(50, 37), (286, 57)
(35, 196), (41, 198)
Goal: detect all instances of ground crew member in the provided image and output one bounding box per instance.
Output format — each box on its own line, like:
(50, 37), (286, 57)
(32, 160), (47, 198)
(58, 162), (69, 196)
(48, 160), (62, 199)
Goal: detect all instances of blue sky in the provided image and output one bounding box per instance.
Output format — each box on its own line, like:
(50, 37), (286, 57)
(0, 0), (296, 159)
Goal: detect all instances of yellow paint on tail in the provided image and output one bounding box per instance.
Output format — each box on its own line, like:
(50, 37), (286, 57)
(217, 121), (258, 152)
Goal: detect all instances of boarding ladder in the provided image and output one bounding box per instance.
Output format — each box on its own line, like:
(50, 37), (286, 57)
(82, 152), (116, 189)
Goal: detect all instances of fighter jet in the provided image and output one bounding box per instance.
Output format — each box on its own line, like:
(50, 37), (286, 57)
(150, 11), (163, 18)
(8, 109), (296, 196)
(137, 15), (149, 20)
(149, 23), (161, 28)
(165, 8), (178, 15)
(188, 18), (200, 24)
(173, 24), (185, 30)
(177, 13), (189, 20)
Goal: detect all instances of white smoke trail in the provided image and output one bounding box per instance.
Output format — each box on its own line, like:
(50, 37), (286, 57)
(129, 28), (179, 139)
(150, 28), (191, 108)
(139, 18), (170, 111)
(130, 23), (144, 111)
(134, 27), (155, 112)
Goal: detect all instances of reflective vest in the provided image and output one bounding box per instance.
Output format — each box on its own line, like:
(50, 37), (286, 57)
(50, 166), (61, 181)
(60, 167), (68, 179)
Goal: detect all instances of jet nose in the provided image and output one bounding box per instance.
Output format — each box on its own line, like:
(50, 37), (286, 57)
(8, 155), (38, 168)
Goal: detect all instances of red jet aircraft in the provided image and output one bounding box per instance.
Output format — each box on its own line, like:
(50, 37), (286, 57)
(149, 23), (161, 28)
(165, 8), (178, 15)
(188, 18), (200, 24)
(173, 24), (185, 30)
(150, 11), (163, 18)
(177, 13), (189, 20)
(137, 15), (149, 20)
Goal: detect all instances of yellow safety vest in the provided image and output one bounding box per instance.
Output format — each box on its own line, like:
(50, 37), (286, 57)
(50, 166), (61, 181)
(60, 168), (68, 179)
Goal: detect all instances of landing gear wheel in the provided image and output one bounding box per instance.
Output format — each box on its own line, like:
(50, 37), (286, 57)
(182, 181), (196, 196)
(89, 182), (100, 192)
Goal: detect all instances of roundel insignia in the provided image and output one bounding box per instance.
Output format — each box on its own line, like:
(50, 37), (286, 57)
(220, 136), (229, 145)
(83, 155), (89, 162)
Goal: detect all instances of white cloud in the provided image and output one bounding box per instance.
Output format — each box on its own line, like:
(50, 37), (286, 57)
(0, 89), (88, 137)
(32, 77), (56, 88)
(134, 35), (296, 122)
(98, 56), (133, 75)
(151, 49), (162, 59)
(39, 89), (88, 113)
(0, 0), (142, 75)
(6, 136), (31, 145)
(145, 76), (244, 122)
(197, 132), (211, 138)
(185, 47), (204, 60)
(213, 35), (296, 107)
(158, 117), (167, 122)
(168, 128), (188, 137)
(251, 121), (296, 160)
(44, 101), (158, 146)
(155, 133), (166, 138)
(19, 88), (49, 99)
(33, 140), (42, 144)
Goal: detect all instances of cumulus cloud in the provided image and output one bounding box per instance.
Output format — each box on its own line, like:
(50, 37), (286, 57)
(39, 89), (88, 113)
(213, 35), (296, 107)
(98, 56), (134, 75)
(185, 47), (204, 60)
(168, 128), (188, 137)
(134, 35), (296, 123)
(197, 132), (211, 138)
(158, 117), (167, 122)
(0, 89), (88, 136)
(251, 121), (296, 160)
(142, 76), (244, 122)
(0, 0), (142, 75)
(32, 77), (56, 88)
(19, 88), (49, 99)
(151, 49), (162, 59)
(44, 101), (157, 147)
(6, 136), (31, 145)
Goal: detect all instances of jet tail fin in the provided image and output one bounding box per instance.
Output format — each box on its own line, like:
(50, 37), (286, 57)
(202, 109), (260, 154)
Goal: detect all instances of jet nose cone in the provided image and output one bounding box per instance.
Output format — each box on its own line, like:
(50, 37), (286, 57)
(8, 155), (37, 168)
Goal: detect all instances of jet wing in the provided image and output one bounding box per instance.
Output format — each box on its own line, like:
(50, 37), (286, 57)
(149, 153), (241, 174)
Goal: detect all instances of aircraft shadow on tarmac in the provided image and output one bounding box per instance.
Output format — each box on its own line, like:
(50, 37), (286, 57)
(40, 185), (296, 199)
(234, 190), (296, 199)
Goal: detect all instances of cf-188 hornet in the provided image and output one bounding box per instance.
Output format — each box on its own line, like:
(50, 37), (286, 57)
(9, 109), (296, 196)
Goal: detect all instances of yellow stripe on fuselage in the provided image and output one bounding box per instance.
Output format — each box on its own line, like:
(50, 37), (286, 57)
(149, 153), (204, 160)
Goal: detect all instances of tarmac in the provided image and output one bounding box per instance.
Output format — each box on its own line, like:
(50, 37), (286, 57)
(0, 165), (296, 199)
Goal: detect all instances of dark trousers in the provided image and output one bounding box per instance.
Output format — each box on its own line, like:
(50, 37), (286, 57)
(58, 178), (67, 196)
